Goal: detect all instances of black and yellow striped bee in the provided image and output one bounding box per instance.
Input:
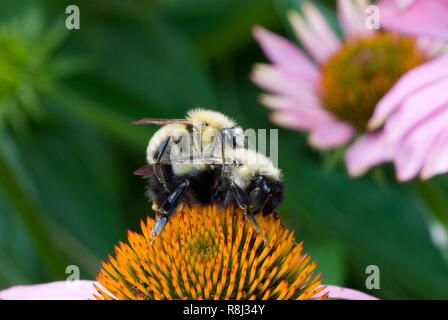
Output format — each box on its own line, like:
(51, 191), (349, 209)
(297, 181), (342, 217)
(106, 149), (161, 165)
(134, 109), (284, 245)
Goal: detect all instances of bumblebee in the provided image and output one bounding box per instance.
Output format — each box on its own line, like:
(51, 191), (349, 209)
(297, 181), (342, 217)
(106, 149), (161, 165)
(134, 109), (284, 245)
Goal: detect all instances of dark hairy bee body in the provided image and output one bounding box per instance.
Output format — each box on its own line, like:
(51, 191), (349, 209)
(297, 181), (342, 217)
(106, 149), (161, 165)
(146, 163), (284, 216)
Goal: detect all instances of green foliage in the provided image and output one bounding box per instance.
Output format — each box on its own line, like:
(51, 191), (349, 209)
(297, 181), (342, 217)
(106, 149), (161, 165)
(0, 7), (74, 132)
(0, 0), (447, 299)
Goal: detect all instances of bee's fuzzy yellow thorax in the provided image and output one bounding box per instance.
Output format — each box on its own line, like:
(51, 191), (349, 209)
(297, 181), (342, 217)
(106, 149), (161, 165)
(146, 124), (185, 164)
(227, 148), (282, 189)
(187, 108), (236, 129)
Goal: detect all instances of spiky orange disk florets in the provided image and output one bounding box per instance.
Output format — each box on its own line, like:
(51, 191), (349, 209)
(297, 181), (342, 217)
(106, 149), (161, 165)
(321, 33), (427, 131)
(94, 206), (327, 300)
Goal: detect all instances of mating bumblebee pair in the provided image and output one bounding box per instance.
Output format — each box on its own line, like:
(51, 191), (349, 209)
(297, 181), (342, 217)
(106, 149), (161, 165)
(134, 109), (284, 246)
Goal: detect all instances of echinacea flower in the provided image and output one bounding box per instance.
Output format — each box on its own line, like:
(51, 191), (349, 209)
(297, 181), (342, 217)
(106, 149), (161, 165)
(0, 206), (377, 300)
(95, 206), (327, 300)
(346, 0), (448, 181)
(251, 0), (448, 181)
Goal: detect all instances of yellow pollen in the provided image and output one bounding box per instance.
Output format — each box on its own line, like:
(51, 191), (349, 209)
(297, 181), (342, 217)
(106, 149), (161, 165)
(320, 33), (428, 131)
(95, 205), (328, 300)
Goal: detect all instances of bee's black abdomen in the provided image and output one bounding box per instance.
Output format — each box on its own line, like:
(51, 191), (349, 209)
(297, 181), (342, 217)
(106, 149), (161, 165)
(176, 168), (219, 206)
(145, 163), (284, 217)
(146, 165), (225, 208)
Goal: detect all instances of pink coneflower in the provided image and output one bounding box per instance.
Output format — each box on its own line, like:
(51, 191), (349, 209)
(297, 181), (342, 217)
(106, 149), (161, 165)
(0, 207), (377, 300)
(252, 0), (448, 181)
(346, 0), (448, 181)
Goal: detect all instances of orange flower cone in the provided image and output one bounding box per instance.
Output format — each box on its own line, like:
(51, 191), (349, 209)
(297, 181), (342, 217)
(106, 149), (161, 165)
(94, 205), (328, 300)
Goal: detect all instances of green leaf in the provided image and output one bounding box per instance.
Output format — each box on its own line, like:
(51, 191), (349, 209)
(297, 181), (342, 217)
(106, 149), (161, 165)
(414, 179), (448, 229)
(305, 242), (347, 286)
(3, 111), (125, 279)
(159, 0), (281, 60)
(69, 12), (216, 112)
(0, 147), (66, 279)
(412, 178), (448, 263)
(49, 85), (150, 148)
(0, 251), (30, 288)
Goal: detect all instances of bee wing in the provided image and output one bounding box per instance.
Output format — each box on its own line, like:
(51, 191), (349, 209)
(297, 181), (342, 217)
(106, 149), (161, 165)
(134, 165), (154, 177)
(132, 118), (205, 126)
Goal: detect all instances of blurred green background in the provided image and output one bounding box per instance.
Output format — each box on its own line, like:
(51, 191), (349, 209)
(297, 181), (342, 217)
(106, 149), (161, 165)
(0, 0), (448, 299)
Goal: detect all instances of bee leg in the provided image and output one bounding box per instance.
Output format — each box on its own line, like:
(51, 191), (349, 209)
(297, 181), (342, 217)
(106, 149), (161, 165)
(230, 184), (270, 249)
(150, 180), (190, 241)
(153, 136), (171, 163)
(153, 137), (171, 192)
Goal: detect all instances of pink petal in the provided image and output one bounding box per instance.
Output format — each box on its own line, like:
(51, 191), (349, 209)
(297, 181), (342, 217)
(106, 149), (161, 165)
(263, 93), (338, 131)
(308, 121), (356, 149)
(0, 280), (106, 300)
(251, 64), (318, 98)
(378, 0), (448, 41)
(0, 281), (378, 301)
(252, 26), (320, 83)
(368, 54), (448, 130)
(394, 106), (448, 181)
(323, 285), (379, 300)
(337, 0), (376, 39)
(260, 93), (322, 112)
(345, 131), (393, 177)
(301, 3), (341, 55)
(268, 103), (336, 131)
(415, 37), (447, 58)
(288, 5), (341, 64)
(383, 77), (448, 144)
(421, 126), (448, 179)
